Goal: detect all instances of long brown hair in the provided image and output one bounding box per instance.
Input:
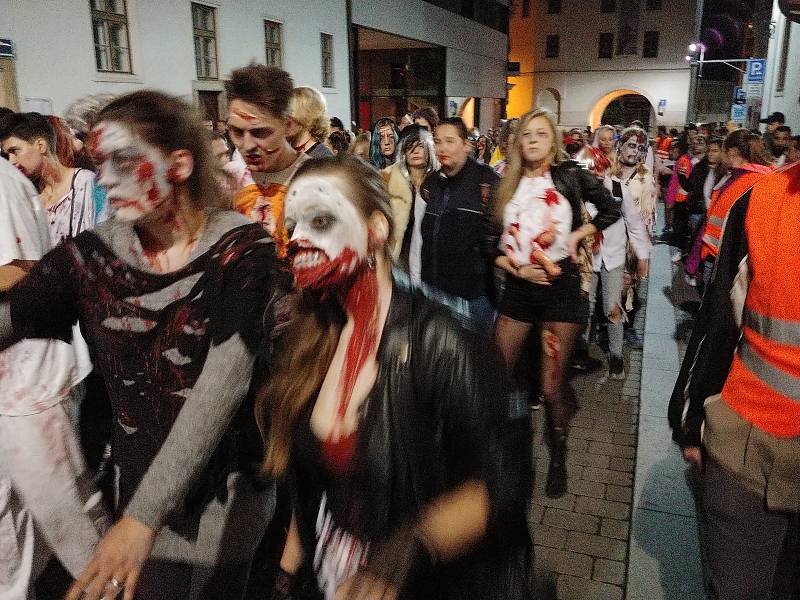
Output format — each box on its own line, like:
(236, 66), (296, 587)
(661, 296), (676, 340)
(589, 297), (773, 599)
(723, 129), (771, 167)
(96, 90), (226, 209)
(257, 156), (395, 477)
(495, 108), (566, 223)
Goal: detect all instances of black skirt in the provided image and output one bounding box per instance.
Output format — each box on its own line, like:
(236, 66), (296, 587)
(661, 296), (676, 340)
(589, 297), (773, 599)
(499, 259), (589, 324)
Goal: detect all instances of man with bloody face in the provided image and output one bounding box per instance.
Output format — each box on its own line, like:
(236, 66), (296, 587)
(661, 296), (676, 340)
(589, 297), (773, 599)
(224, 65), (309, 252)
(263, 156), (532, 600)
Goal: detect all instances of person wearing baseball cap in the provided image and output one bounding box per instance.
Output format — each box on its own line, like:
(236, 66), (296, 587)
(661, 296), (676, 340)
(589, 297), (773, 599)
(760, 112), (785, 156)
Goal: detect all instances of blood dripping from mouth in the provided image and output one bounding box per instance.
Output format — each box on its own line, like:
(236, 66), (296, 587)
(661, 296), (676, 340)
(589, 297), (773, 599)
(290, 244), (361, 291)
(326, 266), (379, 469)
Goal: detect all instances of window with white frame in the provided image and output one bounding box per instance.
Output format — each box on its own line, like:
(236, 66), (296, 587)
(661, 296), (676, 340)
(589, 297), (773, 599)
(264, 20), (283, 68)
(321, 33), (334, 88)
(192, 3), (218, 79)
(90, 0), (132, 73)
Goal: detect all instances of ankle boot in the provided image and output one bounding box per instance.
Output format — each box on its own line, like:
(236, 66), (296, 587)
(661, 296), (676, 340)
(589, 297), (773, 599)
(545, 426), (568, 498)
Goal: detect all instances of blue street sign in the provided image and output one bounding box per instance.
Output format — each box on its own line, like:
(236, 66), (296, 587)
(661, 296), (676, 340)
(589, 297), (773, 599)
(731, 104), (747, 122)
(734, 86), (746, 104)
(0, 39), (13, 57)
(746, 59), (766, 83)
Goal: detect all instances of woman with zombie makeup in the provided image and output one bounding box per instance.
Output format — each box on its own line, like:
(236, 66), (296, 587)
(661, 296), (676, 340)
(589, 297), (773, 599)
(261, 156), (532, 600)
(381, 124), (440, 273)
(491, 108), (620, 499)
(369, 118), (399, 169)
(0, 91), (284, 600)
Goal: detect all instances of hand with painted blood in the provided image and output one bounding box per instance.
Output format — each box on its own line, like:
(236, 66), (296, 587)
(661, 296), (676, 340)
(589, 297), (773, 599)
(89, 121), (181, 222)
(284, 174), (369, 290)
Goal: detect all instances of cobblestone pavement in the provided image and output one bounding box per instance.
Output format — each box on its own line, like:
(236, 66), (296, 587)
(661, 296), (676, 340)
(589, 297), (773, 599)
(529, 286), (647, 600)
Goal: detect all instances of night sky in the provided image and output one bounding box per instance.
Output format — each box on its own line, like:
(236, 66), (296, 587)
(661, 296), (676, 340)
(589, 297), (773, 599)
(698, 0), (758, 79)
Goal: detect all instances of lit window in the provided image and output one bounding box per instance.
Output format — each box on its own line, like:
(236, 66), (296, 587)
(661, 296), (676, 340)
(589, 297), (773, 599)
(90, 0), (132, 73)
(264, 20), (283, 68)
(192, 3), (218, 80)
(321, 33), (334, 88)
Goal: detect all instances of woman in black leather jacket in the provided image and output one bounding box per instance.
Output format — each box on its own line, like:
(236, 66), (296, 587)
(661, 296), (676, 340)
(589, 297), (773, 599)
(491, 108), (620, 499)
(258, 156), (532, 600)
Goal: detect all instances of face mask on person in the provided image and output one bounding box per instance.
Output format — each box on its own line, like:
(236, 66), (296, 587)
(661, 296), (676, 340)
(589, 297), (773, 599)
(90, 121), (175, 222)
(284, 173), (369, 290)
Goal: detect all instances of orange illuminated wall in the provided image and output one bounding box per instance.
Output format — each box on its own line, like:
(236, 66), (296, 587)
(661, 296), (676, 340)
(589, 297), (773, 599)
(506, 2), (535, 117)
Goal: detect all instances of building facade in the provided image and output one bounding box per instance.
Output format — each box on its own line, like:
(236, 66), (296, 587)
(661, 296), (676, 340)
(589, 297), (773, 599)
(761, 0), (800, 131)
(0, 0), (509, 132)
(509, 0), (697, 131)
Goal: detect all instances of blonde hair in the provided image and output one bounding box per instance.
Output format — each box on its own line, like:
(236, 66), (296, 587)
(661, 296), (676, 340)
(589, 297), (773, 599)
(289, 86), (330, 142)
(495, 108), (566, 222)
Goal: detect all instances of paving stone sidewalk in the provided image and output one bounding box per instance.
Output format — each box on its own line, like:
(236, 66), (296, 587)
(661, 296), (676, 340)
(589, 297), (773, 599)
(528, 287), (646, 600)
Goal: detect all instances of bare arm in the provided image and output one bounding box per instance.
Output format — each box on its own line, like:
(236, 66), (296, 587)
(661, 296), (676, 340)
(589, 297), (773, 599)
(0, 260), (35, 291)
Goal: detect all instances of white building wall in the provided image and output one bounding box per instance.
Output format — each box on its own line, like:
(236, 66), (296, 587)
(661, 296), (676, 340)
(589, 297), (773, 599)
(0, 0), (351, 121)
(530, 0), (695, 128)
(761, 1), (800, 131)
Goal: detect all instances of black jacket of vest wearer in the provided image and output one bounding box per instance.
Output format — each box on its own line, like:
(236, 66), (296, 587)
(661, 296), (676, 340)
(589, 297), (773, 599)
(419, 157), (500, 301)
(686, 157), (712, 215)
(289, 273), (533, 600)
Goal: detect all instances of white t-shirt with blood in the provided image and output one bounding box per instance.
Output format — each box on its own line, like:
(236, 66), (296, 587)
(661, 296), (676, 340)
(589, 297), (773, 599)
(502, 172), (572, 266)
(0, 158), (82, 416)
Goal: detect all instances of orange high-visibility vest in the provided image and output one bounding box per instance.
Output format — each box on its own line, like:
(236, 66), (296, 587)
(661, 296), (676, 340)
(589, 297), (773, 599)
(701, 167), (770, 260)
(721, 162), (800, 437)
(674, 154), (693, 203)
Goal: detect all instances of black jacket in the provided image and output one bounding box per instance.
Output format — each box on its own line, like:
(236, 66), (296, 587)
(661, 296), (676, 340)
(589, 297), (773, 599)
(419, 158), (500, 300)
(290, 274), (533, 600)
(686, 157), (712, 215)
(668, 191), (751, 446)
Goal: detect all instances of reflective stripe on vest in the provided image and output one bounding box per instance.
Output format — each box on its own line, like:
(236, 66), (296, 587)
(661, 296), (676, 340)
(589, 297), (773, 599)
(739, 340), (800, 402)
(708, 215), (724, 227)
(743, 306), (800, 348)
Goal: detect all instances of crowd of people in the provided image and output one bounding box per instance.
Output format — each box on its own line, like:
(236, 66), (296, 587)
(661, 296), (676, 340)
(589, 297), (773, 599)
(0, 60), (797, 600)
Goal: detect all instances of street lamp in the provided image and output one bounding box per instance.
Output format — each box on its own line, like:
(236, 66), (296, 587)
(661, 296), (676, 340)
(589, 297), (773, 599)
(685, 42), (706, 123)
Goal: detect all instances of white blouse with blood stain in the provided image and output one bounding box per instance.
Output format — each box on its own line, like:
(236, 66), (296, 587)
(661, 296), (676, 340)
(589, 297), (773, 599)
(0, 159), (86, 417)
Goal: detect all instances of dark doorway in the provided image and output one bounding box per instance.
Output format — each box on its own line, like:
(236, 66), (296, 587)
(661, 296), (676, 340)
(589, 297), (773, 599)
(601, 94), (652, 129)
(197, 90), (220, 122)
(355, 26), (445, 131)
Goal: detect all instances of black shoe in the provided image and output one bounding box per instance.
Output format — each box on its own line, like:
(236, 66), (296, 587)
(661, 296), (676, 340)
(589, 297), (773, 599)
(609, 355), (625, 379)
(571, 352), (603, 374)
(545, 427), (568, 498)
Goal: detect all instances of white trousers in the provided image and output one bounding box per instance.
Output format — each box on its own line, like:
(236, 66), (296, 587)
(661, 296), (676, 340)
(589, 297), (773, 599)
(0, 391), (105, 600)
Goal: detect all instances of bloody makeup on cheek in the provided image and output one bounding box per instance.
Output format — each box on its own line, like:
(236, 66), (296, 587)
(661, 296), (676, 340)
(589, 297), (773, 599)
(92, 121), (174, 220)
(284, 174), (369, 290)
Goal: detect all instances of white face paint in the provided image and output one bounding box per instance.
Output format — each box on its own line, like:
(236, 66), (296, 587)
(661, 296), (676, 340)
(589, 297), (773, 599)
(89, 121), (174, 222)
(284, 173), (368, 289)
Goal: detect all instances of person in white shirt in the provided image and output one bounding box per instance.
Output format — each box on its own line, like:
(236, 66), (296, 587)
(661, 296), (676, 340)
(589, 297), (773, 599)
(587, 128), (654, 379)
(0, 157), (107, 600)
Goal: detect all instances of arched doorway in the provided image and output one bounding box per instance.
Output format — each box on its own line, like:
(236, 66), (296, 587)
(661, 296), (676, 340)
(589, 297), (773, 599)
(589, 89), (655, 131)
(536, 88), (561, 123)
